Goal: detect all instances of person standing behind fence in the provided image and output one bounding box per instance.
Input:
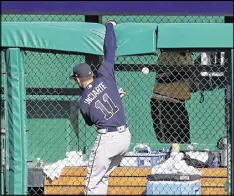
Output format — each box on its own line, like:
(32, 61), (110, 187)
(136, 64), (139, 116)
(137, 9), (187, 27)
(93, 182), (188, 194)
(151, 52), (193, 144)
(69, 20), (131, 195)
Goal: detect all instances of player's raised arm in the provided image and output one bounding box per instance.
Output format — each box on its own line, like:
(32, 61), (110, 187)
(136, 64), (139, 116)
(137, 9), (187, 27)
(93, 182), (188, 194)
(97, 20), (117, 80)
(104, 21), (116, 63)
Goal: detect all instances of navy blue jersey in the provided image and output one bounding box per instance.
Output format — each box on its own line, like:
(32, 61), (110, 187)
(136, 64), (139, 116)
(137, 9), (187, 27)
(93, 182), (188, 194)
(77, 23), (127, 129)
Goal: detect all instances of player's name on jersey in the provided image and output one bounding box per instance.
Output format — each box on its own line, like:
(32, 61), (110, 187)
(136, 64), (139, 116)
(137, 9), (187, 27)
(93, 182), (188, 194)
(84, 82), (107, 105)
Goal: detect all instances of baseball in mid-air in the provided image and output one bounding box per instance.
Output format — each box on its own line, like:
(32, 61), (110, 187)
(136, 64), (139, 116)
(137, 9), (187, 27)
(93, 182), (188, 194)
(142, 67), (149, 75)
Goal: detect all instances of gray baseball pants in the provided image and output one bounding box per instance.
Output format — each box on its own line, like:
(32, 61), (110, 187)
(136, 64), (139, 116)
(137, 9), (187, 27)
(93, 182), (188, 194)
(85, 127), (131, 195)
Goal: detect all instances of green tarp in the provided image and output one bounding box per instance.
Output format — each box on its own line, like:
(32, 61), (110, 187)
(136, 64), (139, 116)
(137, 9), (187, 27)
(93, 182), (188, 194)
(1, 22), (158, 56)
(2, 22), (233, 56)
(157, 23), (233, 49)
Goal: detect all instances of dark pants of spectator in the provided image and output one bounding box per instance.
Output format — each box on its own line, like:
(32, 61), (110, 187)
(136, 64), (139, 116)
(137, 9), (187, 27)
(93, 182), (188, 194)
(150, 99), (191, 144)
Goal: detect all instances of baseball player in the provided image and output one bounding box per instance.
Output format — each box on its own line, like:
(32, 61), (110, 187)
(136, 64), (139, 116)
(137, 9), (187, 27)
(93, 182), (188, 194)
(70, 20), (131, 195)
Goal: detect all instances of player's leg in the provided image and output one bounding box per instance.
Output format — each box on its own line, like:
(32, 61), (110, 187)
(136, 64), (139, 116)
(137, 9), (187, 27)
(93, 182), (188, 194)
(85, 134), (111, 195)
(98, 129), (131, 194)
(98, 154), (126, 194)
(85, 129), (131, 195)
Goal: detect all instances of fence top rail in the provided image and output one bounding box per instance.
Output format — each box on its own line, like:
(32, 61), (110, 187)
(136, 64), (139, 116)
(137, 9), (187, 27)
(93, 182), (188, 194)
(2, 1), (233, 16)
(1, 22), (233, 56)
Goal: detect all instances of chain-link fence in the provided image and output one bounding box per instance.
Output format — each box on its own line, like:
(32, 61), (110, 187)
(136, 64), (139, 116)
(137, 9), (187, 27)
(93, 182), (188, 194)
(102, 15), (224, 24)
(1, 15), (232, 195)
(24, 49), (231, 195)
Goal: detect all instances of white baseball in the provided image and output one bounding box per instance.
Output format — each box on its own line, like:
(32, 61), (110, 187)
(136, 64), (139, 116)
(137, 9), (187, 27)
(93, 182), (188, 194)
(142, 67), (149, 75)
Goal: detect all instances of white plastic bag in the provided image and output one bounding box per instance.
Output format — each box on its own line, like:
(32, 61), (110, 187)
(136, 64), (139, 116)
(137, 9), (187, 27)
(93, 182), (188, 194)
(120, 144), (151, 167)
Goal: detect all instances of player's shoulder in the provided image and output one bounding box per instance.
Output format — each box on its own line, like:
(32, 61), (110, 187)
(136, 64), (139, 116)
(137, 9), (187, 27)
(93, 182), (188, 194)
(94, 77), (114, 90)
(94, 75), (105, 83)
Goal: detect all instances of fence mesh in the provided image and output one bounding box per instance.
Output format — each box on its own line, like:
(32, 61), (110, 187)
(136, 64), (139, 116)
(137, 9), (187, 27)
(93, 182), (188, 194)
(1, 15), (231, 196)
(1, 14), (85, 22)
(22, 50), (231, 195)
(102, 15), (224, 23)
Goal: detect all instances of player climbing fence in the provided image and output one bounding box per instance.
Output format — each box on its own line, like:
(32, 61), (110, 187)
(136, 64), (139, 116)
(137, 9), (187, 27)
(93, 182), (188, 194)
(1, 14), (233, 195)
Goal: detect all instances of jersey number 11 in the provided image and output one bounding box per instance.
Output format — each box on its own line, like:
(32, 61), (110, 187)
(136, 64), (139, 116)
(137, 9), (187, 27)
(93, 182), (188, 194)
(95, 93), (119, 120)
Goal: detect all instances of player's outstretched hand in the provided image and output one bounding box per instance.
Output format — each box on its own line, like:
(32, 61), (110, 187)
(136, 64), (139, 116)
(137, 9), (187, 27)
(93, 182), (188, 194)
(118, 88), (126, 98)
(106, 20), (117, 26)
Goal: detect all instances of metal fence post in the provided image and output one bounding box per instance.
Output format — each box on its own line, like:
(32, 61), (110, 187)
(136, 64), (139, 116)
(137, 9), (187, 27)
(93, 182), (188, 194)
(231, 49), (234, 195)
(4, 48), (27, 195)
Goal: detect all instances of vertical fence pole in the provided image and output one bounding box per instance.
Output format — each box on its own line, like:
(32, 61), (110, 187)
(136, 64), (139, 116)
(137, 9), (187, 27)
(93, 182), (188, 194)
(1, 51), (7, 196)
(0, 129), (3, 195)
(4, 48), (27, 195)
(4, 50), (9, 195)
(231, 49), (234, 195)
(225, 17), (233, 195)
